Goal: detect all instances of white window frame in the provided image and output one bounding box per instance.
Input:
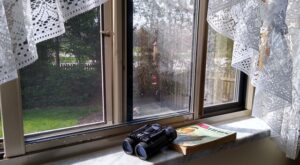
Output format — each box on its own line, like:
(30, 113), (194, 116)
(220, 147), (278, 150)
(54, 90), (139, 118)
(0, 0), (254, 160)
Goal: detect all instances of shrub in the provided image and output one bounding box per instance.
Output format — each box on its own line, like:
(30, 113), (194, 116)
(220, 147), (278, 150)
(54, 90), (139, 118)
(20, 64), (101, 109)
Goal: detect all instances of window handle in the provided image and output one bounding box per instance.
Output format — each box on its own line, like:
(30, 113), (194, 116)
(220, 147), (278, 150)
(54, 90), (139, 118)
(100, 30), (111, 37)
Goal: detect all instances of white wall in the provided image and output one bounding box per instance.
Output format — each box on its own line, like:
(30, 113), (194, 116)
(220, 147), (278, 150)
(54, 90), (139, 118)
(180, 138), (299, 165)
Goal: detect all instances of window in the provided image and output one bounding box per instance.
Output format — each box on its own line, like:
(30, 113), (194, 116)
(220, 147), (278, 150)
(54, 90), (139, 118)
(20, 7), (104, 135)
(205, 26), (238, 106)
(130, 0), (197, 119)
(0, 0), (250, 160)
(0, 112), (4, 158)
(204, 26), (247, 116)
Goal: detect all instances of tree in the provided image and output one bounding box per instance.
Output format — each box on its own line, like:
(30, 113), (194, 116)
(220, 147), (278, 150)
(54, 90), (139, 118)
(55, 37), (61, 66)
(62, 8), (101, 65)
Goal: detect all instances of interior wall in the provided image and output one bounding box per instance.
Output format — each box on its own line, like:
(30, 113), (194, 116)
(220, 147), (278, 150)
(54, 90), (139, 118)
(180, 138), (299, 165)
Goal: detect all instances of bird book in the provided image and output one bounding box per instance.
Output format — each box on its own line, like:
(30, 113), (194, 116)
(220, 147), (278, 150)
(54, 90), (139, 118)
(171, 123), (236, 155)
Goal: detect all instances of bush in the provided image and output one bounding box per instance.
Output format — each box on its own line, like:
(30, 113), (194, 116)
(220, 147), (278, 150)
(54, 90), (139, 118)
(20, 64), (101, 109)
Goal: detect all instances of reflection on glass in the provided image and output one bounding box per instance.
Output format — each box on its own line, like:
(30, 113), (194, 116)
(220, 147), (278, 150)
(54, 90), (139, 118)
(204, 26), (239, 106)
(20, 8), (104, 134)
(132, 0), (196, 118)
(0, 112), (3, 138)
(0, 112), (2, 153)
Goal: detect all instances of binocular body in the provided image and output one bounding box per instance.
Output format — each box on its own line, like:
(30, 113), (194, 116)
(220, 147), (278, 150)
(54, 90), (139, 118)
(122, 124), (177, 160)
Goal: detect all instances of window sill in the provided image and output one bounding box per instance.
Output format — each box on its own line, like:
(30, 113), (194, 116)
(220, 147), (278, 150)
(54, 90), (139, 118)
(45, 117), (271, 165)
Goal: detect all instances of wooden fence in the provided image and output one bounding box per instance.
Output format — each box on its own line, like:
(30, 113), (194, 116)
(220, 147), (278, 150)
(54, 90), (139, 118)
(204, 68), (237, 106)
(59, 63), (97, 71)
(161, 67), (237, 109)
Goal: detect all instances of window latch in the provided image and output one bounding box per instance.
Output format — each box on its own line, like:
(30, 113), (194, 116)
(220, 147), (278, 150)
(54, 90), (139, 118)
(100, 30), (111, 37)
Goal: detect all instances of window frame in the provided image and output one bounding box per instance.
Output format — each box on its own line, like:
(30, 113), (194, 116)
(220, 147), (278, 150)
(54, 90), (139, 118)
(0, 0), (253, 160)
(126, 0), (201, 121)
(204, 72), (248, 118)
(0, 78), (25, 158)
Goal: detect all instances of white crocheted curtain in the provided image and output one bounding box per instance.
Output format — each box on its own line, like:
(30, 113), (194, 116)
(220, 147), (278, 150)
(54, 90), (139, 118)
(0, 0), (299, 159)
(208, 0), (300, 159)
(0, 0), (107, 84)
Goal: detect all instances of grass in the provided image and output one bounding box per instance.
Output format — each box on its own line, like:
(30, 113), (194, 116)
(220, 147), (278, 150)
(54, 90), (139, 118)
(59, 56), (77, 63)
(0, 106), (100, 137)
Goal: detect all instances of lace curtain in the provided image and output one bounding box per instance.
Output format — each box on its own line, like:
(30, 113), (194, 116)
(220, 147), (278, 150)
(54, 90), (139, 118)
(208, 0), (300, 159)
(0, 0), (107, 84)
(0, 0), (299, 159)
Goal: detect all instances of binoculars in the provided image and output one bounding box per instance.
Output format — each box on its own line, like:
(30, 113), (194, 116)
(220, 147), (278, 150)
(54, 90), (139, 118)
(122, 124), (177, 160)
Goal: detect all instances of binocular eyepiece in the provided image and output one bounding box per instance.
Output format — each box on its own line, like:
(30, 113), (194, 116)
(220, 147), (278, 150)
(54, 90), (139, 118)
(122, 124), (177, 160)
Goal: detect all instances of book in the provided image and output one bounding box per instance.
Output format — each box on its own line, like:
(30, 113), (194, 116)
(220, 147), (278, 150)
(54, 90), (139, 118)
(171, 123), (236, 155)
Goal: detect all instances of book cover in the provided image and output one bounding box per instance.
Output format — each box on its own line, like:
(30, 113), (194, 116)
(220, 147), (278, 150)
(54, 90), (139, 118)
(172, 123), (236, 155)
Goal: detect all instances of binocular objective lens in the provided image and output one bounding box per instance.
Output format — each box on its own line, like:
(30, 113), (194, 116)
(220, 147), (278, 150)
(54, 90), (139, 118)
(136, 145), (147, 159)
(122, 141), (133, 154)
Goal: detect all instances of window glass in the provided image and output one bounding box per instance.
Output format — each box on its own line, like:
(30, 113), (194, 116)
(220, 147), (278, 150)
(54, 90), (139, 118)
(20, 8), (104, 134)
(132, 0), (196, 118)
(0, 113), (3, 153)
(0, 113), (3, 138)
(204, 26), (239, 106)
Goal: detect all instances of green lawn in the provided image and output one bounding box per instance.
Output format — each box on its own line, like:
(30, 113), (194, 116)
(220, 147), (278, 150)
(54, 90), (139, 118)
(0, 106), (100, 137)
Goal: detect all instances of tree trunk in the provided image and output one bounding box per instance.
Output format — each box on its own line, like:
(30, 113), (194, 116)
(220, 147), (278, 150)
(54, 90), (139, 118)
(55, 37), (60, 67)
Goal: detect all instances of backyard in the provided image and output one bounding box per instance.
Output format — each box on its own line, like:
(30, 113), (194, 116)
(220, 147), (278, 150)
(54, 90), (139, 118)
(0, 106), (101, 137)
(8, 7), (105, 135)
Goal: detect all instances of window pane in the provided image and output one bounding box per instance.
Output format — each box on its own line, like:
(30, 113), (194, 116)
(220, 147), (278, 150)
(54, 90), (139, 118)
(0, 112), (4, 154)
(204, 26), (239, 106)
(0, 112), (3, 138)
(132, 0), (196, 118)
(20, 8), (104, 134)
